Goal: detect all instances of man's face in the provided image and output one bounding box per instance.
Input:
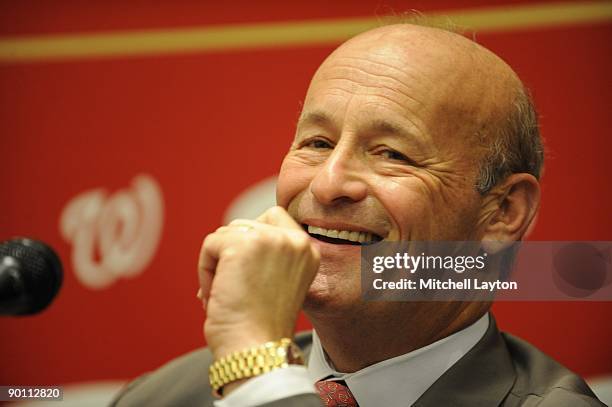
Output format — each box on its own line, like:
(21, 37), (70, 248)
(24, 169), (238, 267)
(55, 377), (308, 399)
(276, 35), (489, 313)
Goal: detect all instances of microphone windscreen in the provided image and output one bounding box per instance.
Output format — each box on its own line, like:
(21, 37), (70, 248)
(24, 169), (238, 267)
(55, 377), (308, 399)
(0, 238), (63, 315)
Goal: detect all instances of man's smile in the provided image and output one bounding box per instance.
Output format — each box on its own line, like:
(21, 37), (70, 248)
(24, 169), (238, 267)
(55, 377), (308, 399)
(301, 221), (384, 246)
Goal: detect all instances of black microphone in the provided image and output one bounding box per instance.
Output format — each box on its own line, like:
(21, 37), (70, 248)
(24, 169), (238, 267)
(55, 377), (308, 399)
(0, 238), (63, 316)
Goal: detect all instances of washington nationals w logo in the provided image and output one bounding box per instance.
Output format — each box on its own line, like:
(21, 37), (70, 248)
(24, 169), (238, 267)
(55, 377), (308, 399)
(60, 174), (164, 289)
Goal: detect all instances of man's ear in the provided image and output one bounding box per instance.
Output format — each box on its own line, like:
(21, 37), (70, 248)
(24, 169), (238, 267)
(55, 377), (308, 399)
(481, 173), (540, 253)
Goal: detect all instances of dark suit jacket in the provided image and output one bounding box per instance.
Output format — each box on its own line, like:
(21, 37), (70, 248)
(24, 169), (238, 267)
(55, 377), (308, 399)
(111, 316), (604, 406)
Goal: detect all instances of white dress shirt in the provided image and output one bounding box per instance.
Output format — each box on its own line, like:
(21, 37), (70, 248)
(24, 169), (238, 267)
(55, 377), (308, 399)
(216, 313), (490, 407)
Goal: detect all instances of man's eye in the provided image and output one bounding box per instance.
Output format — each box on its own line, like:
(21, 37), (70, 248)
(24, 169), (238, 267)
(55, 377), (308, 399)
(381, 149), (411, 163)
(306, 139), (333, 149)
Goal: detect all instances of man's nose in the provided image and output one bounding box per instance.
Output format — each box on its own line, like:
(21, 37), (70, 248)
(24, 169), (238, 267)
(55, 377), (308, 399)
(310, 145), (368, 205)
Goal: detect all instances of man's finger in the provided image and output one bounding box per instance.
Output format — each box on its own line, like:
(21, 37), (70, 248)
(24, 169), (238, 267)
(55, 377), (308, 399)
(198, 273), (213, 310)
(227, 219), (258, 232)
(197, 233), (225, 306)
(198, 227), (253, 305)
(256, 206), (302, 230)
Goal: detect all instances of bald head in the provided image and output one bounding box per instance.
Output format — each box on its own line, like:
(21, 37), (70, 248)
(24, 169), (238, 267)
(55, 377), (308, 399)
(305, 24), (542, 193)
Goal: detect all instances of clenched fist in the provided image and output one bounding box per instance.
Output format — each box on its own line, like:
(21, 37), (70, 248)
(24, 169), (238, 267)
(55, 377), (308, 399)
(198, 206), (320, 361)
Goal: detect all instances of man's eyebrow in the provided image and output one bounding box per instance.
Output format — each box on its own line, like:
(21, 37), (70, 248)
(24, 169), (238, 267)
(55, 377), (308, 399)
(367, 118), (410, 137)
(297, 111), (423, 145)
(297, 110), (335, 129)
(366, 118), (424, 145)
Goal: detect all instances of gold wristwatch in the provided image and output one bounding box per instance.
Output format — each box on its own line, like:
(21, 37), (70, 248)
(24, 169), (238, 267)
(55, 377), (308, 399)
(209, 338), (304, 395)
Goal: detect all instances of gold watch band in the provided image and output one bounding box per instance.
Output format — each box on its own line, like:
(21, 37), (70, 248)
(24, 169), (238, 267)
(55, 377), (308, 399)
(208, 338), (303, 395)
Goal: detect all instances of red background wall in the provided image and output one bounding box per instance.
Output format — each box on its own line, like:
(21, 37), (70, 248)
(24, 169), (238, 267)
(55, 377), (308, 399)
(1, 0), (610, 386)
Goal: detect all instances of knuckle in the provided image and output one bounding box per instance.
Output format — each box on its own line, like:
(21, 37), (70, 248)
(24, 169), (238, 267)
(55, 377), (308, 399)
(202, 233), (214, 247)
(262, 205), (285, 221)
(269, 206), (285, 216)
(223, 246), (240, 259)
(291, 232), (311, 252)
(247, 228), (263, 241)
(269, 236), (286, 251)
(236, 230), (263, 251)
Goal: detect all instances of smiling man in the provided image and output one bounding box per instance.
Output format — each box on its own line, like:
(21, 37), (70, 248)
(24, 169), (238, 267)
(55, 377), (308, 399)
(112, 24), (603, 407)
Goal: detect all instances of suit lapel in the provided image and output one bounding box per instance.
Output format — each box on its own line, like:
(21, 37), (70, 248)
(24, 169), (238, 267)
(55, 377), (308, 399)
(412, 315), (516, 407)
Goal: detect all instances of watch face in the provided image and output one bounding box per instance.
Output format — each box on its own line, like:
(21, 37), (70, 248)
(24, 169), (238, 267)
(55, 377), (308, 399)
(288, 342), (305, 365)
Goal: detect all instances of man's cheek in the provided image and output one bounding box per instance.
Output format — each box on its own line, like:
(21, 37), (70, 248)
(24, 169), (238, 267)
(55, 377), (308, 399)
(277, 162), (315, 208)
(276, 172), (300, 208)
(382, 200), (429, 240)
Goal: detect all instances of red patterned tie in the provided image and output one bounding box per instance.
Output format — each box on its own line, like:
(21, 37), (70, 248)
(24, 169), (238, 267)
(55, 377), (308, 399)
(315, 380), (359, 407)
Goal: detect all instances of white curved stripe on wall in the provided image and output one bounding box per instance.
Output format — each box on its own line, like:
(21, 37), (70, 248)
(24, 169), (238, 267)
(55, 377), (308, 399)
(224, 176), (277, 223)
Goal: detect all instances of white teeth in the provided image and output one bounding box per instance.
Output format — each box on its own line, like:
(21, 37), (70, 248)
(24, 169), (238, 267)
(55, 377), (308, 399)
(307, 225), (378, 243)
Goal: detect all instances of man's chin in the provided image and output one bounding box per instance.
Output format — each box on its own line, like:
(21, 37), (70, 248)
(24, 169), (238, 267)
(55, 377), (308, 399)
(303, 271), (362, 315)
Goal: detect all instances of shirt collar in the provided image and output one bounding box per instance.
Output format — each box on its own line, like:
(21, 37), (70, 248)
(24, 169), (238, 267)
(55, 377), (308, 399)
(307, 313), (490, 407)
